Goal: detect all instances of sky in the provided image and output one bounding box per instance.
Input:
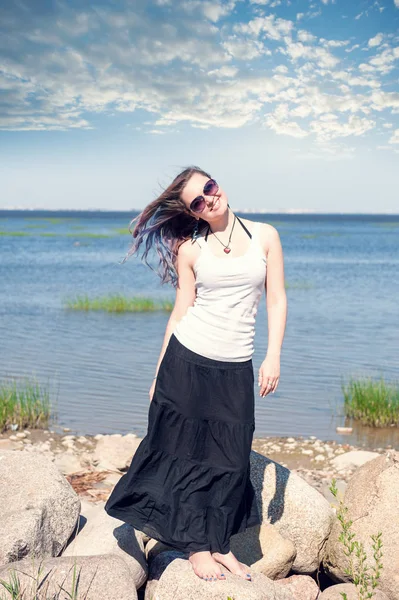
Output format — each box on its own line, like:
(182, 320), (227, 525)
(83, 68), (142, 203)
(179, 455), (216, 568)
(0, 0), (398, 213)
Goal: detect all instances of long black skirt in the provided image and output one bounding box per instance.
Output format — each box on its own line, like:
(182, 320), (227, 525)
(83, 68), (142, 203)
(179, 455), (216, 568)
(104, 333), (260, 554)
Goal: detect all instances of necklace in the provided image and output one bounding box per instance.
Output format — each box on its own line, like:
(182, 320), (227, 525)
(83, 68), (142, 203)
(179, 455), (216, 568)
(208, 214), (237, 254)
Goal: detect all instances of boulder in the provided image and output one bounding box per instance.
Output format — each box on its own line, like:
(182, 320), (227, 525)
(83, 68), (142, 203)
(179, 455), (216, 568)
(275, 574), (320, 600)
(319, 583), (389, 600)
(250, 450), (334, 573)
(92, 434), (142, 471)
(330, 451), (380, 473)
(0, 451), (80, 563)
(323, 451), (399, 600)
(145, 554), (298, 600)
(145, 537), (178, 561)
(230, 523), (296, 579)
(63, 500), (147, 589)
(0, 555), (137, 600)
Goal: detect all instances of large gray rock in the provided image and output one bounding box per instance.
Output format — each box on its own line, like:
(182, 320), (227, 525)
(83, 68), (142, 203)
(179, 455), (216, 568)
(330, 450), (380, 473)
(250, 450), (334, 573)
(145, 554), (298, 600)
(323, 451), (399, 600)
(275, 574), (320, 600)
(63, 500), (147, 589)
(0, 555), (138, 600)
(230, 523), (296, 579)
(92, 434), (142, 471)
(0, 451), (80, 563)
(319, 583), (389, 600)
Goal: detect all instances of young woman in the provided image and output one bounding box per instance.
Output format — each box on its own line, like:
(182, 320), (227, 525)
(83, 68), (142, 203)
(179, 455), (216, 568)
(105, 166), (287, 583)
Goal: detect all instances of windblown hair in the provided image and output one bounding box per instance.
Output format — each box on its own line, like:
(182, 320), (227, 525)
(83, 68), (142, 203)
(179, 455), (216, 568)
(122, 166), (210, 288)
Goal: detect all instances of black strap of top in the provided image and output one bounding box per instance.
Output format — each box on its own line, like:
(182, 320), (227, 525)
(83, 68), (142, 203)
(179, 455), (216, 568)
(205, 214), (252, 242)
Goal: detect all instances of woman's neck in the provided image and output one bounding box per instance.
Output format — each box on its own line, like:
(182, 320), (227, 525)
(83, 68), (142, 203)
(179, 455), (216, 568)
(207, 208), (235, 233)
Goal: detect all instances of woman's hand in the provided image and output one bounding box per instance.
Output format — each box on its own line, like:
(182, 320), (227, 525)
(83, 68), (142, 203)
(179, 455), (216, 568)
(258, 355), (280, 397)
(149, 379), (156, 403)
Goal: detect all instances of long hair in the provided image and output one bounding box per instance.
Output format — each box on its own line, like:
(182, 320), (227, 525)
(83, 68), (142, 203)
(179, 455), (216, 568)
(122, 166), (211, 287)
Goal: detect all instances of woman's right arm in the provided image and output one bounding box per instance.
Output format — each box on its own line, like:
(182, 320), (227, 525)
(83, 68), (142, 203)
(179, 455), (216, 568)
(149, 240), (197, 401)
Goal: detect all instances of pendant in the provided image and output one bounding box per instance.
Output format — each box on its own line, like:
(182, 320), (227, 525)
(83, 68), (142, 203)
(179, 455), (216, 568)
(224, 247), (231, 254)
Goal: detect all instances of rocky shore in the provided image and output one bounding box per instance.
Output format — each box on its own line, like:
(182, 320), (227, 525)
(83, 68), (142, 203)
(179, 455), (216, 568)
(0, 427), (397, 599)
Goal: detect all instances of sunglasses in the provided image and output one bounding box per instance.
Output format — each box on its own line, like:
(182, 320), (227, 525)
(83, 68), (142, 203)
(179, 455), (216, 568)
(189, 179), (219, 213)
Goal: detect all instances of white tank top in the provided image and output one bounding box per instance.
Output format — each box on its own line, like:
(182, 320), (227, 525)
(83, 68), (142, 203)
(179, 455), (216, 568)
(173, 221), (267, 362)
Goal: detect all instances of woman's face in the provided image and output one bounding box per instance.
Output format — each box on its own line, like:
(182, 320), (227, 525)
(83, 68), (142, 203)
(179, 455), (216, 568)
(180, 172), (228, 222)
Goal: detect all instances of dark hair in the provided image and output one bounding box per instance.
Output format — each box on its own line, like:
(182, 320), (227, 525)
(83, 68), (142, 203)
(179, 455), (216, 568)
(122, 166), (210, 287)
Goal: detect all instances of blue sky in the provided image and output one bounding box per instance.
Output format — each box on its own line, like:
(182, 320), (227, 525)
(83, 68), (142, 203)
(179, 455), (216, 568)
(0, 0), (398, 213)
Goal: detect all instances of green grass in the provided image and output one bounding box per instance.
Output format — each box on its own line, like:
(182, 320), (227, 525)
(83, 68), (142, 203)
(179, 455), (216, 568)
(0, 231), (30, 237)
(0, 378), (52, 432)
(64, 294), (174, 313)
(65, 232), (112, 238)
(342, 376), (399, 427)
(112, 227), (131, 235)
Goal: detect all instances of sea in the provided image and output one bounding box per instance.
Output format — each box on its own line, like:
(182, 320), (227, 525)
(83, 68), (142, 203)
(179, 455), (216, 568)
(0, 210), (398, 449)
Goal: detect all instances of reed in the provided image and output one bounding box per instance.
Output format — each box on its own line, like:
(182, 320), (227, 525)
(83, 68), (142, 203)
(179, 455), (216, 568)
(342, 376), (399, 427)
(0, 378), (51, 432)
(0, 231), (30, 237)
(65, 232), (111, 238)
(64, 294), (174, 313)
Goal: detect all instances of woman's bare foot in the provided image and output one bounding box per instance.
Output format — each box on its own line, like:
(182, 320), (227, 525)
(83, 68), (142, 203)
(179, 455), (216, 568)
(212, 550), (252, 581)
(188, 550), (226, 581)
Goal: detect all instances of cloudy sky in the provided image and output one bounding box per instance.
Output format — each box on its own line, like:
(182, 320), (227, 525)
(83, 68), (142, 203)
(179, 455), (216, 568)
(0, 0), (398, 213)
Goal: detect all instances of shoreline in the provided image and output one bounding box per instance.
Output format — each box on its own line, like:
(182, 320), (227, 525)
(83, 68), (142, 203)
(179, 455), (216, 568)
(1, 427), (394, 504)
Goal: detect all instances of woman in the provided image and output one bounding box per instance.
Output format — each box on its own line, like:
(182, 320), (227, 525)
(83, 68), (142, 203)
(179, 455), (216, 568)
(105, 166), (287, 583)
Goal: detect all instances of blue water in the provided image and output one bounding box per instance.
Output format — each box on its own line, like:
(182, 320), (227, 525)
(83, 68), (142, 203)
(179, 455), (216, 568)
(1, 210), (398, 448)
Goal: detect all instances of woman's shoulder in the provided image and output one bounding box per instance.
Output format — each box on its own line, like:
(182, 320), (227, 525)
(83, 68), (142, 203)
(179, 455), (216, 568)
(239, 217), (279, 237)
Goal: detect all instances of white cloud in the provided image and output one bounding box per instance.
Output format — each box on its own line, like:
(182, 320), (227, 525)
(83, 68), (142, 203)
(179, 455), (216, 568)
(310, 115), (375, 141)
(297, 30), (317, 43)
(388, 129), (399, 143)
(235, 16), (294, 41)
(395, 0), (399, 8)
(368, 33), (383, 47)
(223, 37), (265, 60)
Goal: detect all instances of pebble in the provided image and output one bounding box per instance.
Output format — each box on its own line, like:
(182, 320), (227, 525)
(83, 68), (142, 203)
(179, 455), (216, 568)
(336, 427), (353, 434)
(302, 449), (314, 455)
(15, 432), (27, 439)
(286, 437), (296, 443)
(314, 454), (326, 462)
(62, 427), (71, 432)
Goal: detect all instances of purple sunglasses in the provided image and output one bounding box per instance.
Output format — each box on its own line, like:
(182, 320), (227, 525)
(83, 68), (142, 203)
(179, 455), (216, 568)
(189, 179), (219, 213)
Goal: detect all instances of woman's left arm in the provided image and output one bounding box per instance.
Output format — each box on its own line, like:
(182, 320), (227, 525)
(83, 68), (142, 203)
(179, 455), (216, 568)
(258, 223), (287, 397)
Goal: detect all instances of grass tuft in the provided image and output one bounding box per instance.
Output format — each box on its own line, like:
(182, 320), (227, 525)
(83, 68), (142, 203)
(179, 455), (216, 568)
(342, 376), (399, 427)
(64, 294), (174, 313)
(0, 377), (52, 432)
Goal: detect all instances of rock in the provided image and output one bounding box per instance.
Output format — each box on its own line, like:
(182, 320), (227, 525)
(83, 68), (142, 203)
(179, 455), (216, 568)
(0, 554), (138, 600)
(63, 501), (147, 589)
(230, 523), (296, 579)
(93, 434), (143, 471)
(330, 450), (380, 472)
(323, 451), (399, 600)
(335, 427), (353, 434)
(314, 454), (326, 462)
(275, 574), (320, 599)
(0, 451), (80, 564)
(53, 453), (83, 475)
(145, 554), (296, 600)
(319, 583), (389, 599)
(145, 538), (178, 561)
(250, 450), (334, 573)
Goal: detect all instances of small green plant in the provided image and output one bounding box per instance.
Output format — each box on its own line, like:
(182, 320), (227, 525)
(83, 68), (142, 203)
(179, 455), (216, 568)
(64, 294), (173, 313)
(329, 478), (383, 600)
(0, 377), (53, 432)
(0, 555), (95, 599)
(342, 376), (399, 427)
